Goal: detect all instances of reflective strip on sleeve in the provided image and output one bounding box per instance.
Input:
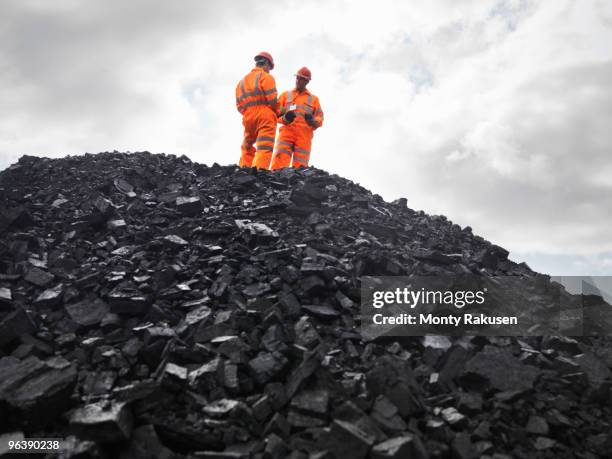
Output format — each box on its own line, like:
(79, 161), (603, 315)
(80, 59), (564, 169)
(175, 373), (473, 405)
(278, 140), (293, 147)
(257, 136), (275, 143)
(266, 89), (278, 101)
(256, 144), (274, 151)
(295, 147), (310, 155)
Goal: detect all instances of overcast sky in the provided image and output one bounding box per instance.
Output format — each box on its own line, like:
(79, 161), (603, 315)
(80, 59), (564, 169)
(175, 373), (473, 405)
(1, 0), (611, 275)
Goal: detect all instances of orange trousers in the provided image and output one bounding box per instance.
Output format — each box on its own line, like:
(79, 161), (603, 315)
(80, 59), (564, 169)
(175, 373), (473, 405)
(270, 126), (313, 170)
(239, 108), (277, 169)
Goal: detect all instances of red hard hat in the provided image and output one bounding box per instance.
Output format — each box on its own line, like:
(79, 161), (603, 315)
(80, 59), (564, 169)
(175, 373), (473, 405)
(295, 66), (312, 81)
(254, 51), (274, 69)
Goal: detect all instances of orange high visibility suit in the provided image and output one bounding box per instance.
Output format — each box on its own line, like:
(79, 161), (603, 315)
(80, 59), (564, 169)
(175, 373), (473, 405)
(270, 89), (324, 169)
(236, 68), (280, 169)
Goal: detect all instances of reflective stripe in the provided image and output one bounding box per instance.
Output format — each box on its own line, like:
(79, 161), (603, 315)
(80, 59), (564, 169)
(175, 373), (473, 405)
(275, 148), (291, 156)
(256, 145), (274, 151)
(294, 104), (312, 112)
(257, 136), (275, 143)
(237, 87), (277, 103)
(306, 95), (313, 113)
(242, 100), (276, 110)
(295, 148), (310, 155)
(241, 100), (263, 109)
(278, 140), (292, 147)
(254, 73), (261, 95)
(282, 91), (291, 113)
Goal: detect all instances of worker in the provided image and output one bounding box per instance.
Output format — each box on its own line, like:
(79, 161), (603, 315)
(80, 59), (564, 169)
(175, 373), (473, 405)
(270, 67), (324, 170)
(235, 52), (280, 169)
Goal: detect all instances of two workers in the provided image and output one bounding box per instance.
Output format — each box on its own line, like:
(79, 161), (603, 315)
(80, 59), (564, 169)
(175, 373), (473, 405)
(236, 52), (323, 170)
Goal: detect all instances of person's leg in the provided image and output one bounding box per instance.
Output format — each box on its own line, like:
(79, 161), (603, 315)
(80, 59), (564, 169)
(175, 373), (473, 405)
(270, 128), (295, 170)
(252, 112), (277, 169)
(239, 116), (256, 167)
(292, 131), (313, 168)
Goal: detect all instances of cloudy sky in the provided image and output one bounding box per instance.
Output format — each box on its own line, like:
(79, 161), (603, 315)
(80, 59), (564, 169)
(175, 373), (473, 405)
(1, 0), (611, 275)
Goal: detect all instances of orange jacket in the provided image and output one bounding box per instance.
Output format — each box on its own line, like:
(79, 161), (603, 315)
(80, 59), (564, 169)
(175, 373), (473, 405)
(277, 89), (324, 131)
(236, 68), (279, 116)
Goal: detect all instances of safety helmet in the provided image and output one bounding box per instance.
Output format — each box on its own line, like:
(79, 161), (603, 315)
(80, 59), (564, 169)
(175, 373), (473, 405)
(254, 51), (274, 69)
(295, 67), (312, 81)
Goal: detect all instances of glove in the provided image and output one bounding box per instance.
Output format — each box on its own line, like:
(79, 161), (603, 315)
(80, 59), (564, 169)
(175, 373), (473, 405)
(284, 111), (296, 123)
(304, 113), (316, 126)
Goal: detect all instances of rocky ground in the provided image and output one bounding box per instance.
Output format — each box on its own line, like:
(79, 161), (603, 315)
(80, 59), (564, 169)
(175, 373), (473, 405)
(0, 152), (611, 458)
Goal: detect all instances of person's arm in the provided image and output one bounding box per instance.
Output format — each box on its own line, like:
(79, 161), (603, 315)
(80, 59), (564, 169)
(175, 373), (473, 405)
(235, 81), (245, 114)
(261, 74), (279, 116)
(276, 92), (294, 125)
(306, 97), (324, 129)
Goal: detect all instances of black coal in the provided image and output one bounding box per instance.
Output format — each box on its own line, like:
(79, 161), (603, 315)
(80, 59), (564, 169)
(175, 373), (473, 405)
(0, 152), (610, 458)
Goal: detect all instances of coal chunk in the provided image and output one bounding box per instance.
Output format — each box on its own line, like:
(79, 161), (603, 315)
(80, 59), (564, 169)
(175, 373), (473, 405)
(525, 415), (549, 435)
(24, 267), (54, 287)
(461, 345), (540, 392)
(294, 316), (321, 349)
(33, 283), (64, 308)
(65, 297), (110, 328)
(301, 304), (340, 319)
(371, 435), (428, 459)
(366, 356), (424, 417)
(70, 400), (133, 442)
(189, 357), (224, 391)
(176, 196), (203, 216)
(0, 308), (36, 347)
(163, 234), (189, 249)
(120, 424), (176, 459)
(370, 395), (407, 433)
(0, 287), (12, 308)
(451, 433), (478, 459)
(288, 389), (329, 427)
(0, 356), (77, 429)
(321, 419), (376, 459)
(235, 219), (279, 246)
(108, 288), (150, 315)
(248, 352), (288, 385)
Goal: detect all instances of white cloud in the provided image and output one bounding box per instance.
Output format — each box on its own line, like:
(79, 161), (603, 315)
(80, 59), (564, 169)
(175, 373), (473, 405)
(1, 0), (611, 274)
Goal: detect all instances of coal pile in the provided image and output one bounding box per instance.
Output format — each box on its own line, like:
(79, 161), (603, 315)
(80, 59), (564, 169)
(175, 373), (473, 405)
(0, 151), (611, 458)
